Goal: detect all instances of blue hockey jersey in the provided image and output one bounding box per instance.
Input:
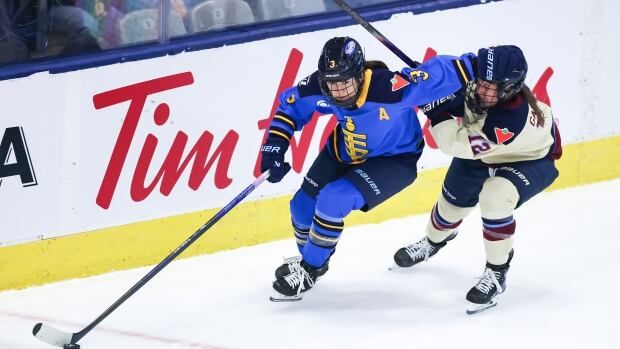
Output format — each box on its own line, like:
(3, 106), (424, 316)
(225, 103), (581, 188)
(267, 53), (476, 164)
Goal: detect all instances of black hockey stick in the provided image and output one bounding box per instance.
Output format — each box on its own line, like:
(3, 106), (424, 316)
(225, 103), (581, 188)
(32, 171), (271, 349)
(331, 0), (420, 68)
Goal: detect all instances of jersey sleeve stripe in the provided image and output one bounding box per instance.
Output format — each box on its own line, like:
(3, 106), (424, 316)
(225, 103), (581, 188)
(271, 120), (294, 134)
(269, 124), (293, 136)
(274, 114), (297, 129)
(452, 59), (472, 87)
(459, 59), (473, 81)
(268, 129), (291, 141)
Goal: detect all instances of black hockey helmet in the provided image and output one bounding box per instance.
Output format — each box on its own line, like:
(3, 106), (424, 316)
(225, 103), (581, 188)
(317, 37), (365, 108)
(466, 45), (528, 113)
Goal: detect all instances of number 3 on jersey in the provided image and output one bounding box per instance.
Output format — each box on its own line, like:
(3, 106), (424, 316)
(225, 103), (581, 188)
(408, 70), (429, 83)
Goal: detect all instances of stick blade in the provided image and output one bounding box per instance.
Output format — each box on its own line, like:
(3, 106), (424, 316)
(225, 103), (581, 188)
(33, 323), (74, 347)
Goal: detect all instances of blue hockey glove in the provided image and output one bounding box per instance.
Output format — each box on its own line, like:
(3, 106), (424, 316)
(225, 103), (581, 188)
(260, 138), (291, 183)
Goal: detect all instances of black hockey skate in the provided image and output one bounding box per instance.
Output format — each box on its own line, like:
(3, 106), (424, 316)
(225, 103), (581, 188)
(270, 260), (321, 302)
(392, 231), (457, 268)
(274, 256), (329, 279)
(466, 249), (514, 315)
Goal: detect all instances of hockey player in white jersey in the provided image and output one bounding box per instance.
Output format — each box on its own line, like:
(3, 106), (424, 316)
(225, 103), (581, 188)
(393, 45), (562, 314)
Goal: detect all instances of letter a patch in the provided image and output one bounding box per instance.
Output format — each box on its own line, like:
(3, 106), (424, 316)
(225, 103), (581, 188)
(391, 74), (410, 91)
(494, 127), (514, 144)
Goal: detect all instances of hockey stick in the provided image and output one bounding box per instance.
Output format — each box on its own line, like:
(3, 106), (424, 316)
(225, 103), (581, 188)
(331, 0), (420, 68)
(32, 171), (271, 349)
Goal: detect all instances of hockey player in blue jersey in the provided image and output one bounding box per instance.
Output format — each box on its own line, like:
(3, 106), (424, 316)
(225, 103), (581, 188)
(393, 45), (562, 314)
(260, 36), (476, 301)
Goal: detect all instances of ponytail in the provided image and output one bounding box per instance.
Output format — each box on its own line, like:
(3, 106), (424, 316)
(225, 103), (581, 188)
(522, 85), (545, 127)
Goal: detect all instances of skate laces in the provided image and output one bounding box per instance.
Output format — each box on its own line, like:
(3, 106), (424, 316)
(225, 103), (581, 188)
(474, 268), (503, 294)
(282, 256), (302, 264)
(404, 238), (434, 262)
(283, 266), (314, 295)
(282, 256), (302, 272)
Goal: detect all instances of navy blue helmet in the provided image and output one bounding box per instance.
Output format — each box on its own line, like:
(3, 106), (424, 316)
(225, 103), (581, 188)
(317, 37), (365, 108)
(466, 45), (528, 113)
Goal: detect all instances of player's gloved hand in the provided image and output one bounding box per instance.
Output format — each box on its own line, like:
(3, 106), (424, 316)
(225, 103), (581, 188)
(260, 138), (291, 183)
(425, 93), (465, 126)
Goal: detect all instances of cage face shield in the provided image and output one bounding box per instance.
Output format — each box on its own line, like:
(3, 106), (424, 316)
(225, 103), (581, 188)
(466, 46), (528, 114)
(466, 79), (500, 114)
(318, 37), (365, 108)
(323, 78), (360, 106)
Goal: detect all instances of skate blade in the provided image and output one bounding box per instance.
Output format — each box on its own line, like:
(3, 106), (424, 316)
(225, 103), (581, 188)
(388, 263), (415, 271)
(466, 298), (499, 315)
(269, 289), (304, 302)
(269, 294), (304, 302)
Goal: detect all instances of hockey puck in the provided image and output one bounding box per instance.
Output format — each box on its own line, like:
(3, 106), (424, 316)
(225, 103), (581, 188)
(63, 344), (80, 349)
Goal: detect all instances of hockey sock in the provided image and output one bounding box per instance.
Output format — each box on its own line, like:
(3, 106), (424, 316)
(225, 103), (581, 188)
(303, 211), (344, 268)
(426, 195), (472, 243)
(293, 220), (310, 254)
(426, 206), (464, 243)
(302, 178), (364, 267)
(290, 189), (317, 253)
(482, 216), (516, 265)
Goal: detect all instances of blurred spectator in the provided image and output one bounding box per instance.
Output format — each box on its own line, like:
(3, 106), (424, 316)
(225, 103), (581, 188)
(0, 0), (100, 65)
(46, 1), (101, 55)
(0, 1), (32, 64)
(85, 0), (197, 46)
(81, 0), (125, 48)
(1, 0), (403, 66)
(187, 0), (254, 33)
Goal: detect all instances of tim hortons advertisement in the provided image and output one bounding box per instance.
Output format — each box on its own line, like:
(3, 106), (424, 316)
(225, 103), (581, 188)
(0, 0), (617, 245)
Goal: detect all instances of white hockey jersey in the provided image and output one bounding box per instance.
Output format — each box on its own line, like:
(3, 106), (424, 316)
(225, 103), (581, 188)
(426, 93), (562, 164)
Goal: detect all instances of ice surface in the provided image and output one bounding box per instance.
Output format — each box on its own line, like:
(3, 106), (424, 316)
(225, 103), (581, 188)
(1, 180), (618, 349)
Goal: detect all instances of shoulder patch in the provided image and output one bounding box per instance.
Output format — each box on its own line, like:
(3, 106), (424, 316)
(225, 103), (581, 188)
(363, 70), (407, 104)
(390, 74), (410, 91)
(494, 127), (515, 144)
(286, 93), (296, 104)
(481, 94), (529, 145)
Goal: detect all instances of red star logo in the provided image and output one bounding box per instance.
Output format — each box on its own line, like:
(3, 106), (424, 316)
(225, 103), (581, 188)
(494, 127), (515, 144)
(390, 74), (410, 91)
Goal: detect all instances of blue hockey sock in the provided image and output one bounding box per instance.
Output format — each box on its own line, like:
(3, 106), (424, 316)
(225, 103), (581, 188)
(290, 189), (316, 253)
(302, 179), (365, 267)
